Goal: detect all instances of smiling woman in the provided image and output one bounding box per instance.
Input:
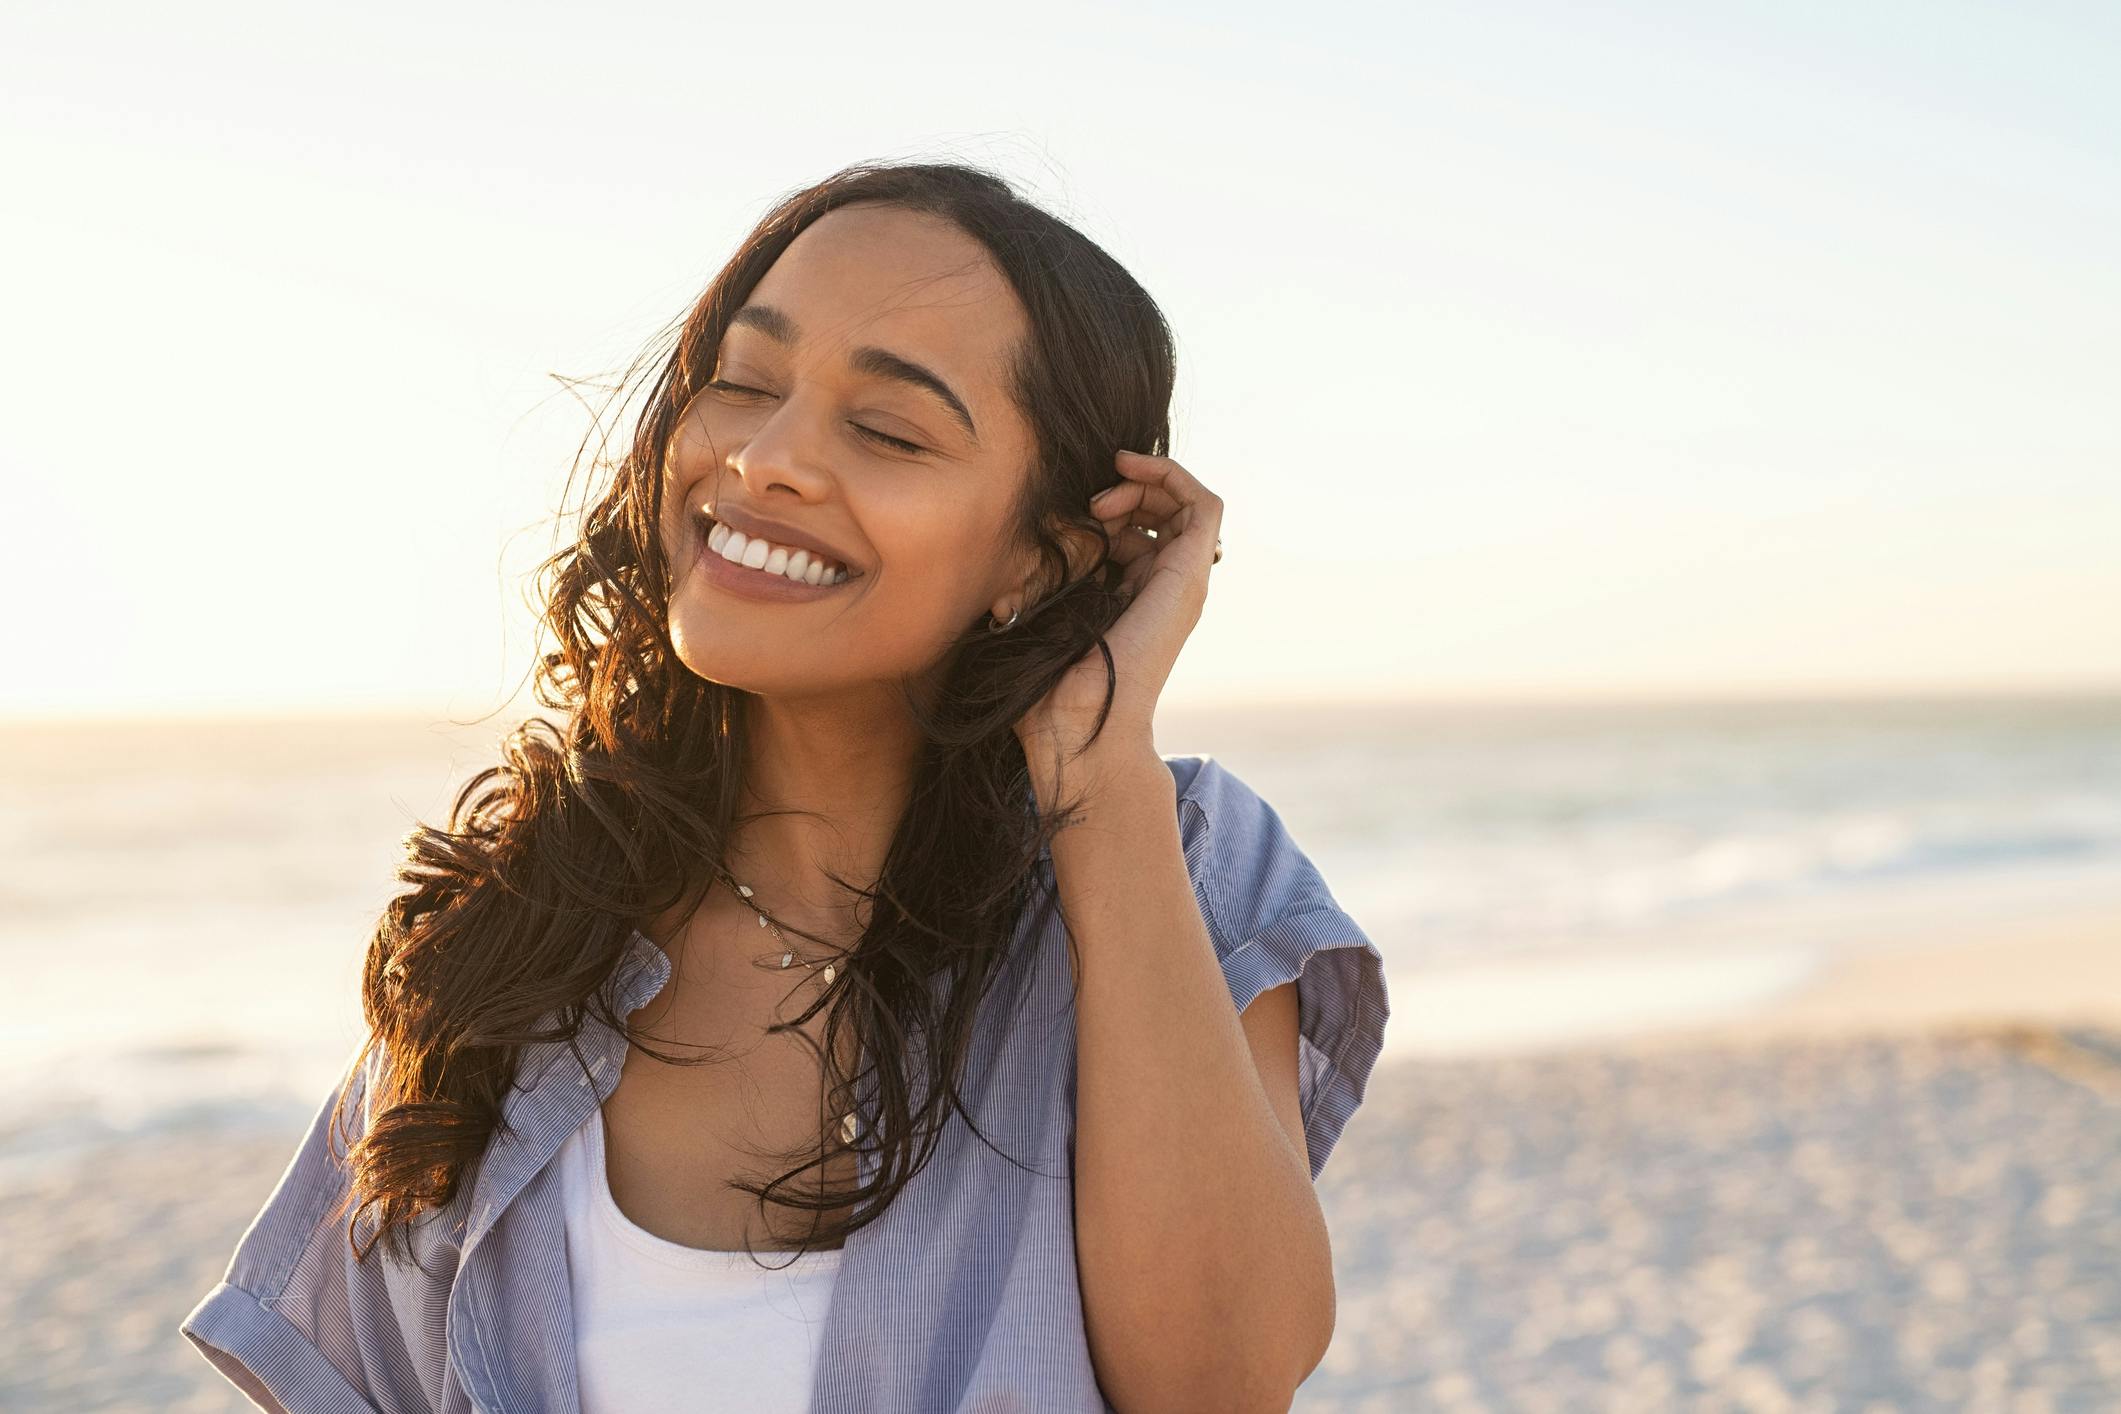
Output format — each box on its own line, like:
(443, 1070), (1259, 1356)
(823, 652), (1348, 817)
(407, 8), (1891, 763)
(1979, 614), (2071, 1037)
(178, 158), (1389, 1414)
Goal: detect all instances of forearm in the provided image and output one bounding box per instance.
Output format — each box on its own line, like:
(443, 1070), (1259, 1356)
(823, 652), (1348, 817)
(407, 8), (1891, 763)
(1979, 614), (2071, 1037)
(1043, 750), (1335, 1414)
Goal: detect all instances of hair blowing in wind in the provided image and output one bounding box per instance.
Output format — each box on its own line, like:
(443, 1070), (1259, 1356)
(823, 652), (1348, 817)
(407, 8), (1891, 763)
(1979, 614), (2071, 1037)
(329, 158), (1178, 1268)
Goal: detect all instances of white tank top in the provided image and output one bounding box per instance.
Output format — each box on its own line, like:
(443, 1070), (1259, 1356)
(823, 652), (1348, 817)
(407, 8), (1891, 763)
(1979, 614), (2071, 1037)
(554, 1107), (844, 1413)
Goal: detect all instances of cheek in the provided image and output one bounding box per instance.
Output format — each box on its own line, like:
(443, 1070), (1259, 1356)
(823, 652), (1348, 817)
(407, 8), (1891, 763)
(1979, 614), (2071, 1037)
(662, 406), (726, 497)
(657, 420), (734, 556)
(654, 501), (702, 583)
(864, 502), (1006, 614)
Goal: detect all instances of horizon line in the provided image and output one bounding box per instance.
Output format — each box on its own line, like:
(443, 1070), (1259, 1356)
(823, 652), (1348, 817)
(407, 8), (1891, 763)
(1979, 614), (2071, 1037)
(4, 679), (2119, 731)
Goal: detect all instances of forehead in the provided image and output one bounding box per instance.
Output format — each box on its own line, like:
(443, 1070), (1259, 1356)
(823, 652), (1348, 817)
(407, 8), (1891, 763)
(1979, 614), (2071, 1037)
(732, 205), (1027, 394)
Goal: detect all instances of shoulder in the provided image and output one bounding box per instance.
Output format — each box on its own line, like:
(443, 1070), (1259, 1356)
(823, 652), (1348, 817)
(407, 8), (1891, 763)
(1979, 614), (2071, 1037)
(1161, 751), (1297, 832)
(179, 1034), (429, 1409)
(1155, 753), (1390, 1182)
(1161, 750), (1259, 832)
(1158, 754), (1345, 951)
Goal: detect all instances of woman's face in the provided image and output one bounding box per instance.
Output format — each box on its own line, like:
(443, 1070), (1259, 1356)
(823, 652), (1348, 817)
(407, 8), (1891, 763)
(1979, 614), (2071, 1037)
(660, 203), (1046, 701)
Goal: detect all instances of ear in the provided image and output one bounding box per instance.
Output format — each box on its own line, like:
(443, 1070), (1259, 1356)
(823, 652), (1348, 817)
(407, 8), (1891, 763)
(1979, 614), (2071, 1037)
(993, 516), (1109, 621)
(1053, 515), (1108, 587)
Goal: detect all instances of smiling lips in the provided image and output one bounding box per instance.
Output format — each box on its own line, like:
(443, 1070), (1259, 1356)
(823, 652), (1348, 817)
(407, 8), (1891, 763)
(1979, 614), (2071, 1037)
(705, 519), (851, 587)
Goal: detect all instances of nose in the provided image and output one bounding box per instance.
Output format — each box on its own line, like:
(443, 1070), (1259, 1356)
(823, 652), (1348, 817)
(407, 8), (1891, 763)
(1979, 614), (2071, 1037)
(724, 388), (836, 504)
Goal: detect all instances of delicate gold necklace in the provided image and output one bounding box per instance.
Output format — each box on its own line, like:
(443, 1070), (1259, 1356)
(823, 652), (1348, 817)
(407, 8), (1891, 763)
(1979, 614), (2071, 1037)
(717, 865), (841, 985)
(715, 864), (859, 1147)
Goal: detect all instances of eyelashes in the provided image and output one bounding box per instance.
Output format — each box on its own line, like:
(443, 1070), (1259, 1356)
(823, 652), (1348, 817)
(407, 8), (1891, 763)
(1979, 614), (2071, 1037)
(857, 426), (925, 456)
(702, 380), (926, 456)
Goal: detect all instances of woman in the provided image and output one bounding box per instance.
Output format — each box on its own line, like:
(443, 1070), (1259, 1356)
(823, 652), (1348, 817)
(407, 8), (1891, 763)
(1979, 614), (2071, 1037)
(180, 159), (1389, 1414)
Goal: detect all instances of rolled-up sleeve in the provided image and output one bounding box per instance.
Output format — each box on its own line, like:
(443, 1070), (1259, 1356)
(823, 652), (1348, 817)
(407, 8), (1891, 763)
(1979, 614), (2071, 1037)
(1174, 756), (1391, 1182)
(181, 1278), (382, 1413)
(178, 1042), (406, 1412)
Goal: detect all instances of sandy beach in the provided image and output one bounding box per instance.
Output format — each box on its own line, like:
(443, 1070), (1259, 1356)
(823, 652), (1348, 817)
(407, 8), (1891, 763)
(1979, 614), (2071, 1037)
(1381, 860), (2121, 1062)
(5, 907), (2117, 1411)
(1617, 909), (2121, 1059)
(1312, 1021), (2121, 1411)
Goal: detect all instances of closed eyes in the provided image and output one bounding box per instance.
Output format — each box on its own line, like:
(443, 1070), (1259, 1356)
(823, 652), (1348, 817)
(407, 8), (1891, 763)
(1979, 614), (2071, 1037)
(703, 380), (927, 456)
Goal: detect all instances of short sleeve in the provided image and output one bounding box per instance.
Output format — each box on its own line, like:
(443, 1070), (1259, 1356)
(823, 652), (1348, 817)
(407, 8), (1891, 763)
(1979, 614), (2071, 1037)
(178, 1041), (423, 1413)
(1169, 755), (1391, 1182)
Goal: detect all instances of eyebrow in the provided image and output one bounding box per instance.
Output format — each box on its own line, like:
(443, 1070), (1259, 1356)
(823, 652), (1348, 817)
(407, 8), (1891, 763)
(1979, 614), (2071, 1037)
(726, 303), (981, 445)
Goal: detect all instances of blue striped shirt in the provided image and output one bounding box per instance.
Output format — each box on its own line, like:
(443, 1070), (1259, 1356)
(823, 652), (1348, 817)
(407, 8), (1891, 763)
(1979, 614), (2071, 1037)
(180, 754), (1391, 1412)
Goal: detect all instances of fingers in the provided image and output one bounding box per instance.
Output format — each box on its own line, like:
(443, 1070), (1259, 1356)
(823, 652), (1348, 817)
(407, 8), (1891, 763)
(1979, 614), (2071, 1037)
(1113, 448), (1220, 512)
(1120, 451), (1222, 568)
(1090, 477), (1182, 525)
(1099, 521), (1162, 568)
(1088, 449), (1224, 579)
(1090, 452), (1213, 532)
(1089, 482), (1175, 557)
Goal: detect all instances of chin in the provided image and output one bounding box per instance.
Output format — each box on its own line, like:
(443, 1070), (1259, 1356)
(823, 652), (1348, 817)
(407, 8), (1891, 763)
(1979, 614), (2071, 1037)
(665, 616), (837, 701)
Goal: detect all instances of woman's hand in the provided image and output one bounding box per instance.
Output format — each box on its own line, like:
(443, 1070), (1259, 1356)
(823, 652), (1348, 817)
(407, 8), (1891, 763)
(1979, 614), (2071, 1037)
(1016, 448), (1224, 797)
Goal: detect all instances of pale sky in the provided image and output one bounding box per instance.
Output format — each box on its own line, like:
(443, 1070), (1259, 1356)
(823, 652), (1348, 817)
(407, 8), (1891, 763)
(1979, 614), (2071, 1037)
(3, 0), (2116, 720)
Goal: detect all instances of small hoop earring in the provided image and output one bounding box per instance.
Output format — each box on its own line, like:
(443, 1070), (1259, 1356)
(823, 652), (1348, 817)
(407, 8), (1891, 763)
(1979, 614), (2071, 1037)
(987, 606), (1020, 633)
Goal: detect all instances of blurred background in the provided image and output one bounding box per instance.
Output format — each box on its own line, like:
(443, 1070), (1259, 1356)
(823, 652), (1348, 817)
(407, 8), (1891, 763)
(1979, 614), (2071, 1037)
(3, 0), (2117, 1409)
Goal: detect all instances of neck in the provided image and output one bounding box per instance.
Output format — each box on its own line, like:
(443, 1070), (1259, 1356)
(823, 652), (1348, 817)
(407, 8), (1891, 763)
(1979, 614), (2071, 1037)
(726, 687), (922, 929)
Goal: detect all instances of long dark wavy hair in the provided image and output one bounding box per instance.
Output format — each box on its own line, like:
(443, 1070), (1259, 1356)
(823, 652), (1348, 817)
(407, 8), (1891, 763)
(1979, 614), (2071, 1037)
(327, 158), (1178, 1269)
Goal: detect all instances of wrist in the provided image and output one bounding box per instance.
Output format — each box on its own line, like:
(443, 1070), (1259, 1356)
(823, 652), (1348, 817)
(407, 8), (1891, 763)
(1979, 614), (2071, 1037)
(1041, 755), (1180, 859)
(1023, 735), (1168, 813)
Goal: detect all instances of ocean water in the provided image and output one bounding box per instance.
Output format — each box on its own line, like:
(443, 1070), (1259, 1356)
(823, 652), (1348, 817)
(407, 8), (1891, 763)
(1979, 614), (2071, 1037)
(4, 694), (2118, 1164)
(1156, 694), (2121, 965)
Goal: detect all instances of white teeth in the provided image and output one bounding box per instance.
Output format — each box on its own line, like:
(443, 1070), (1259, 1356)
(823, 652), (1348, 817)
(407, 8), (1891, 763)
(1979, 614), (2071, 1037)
(706, 518), (851, 586)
